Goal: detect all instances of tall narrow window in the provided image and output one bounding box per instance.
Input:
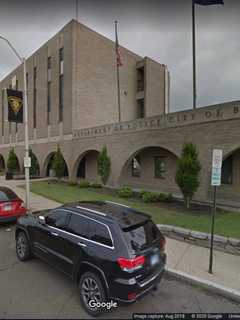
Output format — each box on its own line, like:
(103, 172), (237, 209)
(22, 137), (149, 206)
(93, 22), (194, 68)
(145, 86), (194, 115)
(15, 79), (19, 133)
(154, 157), (166, 179)
(1, 89), (4, 137)
(137, 99), (145, 119)
(137, 67), (144, 92)
(59, 48), (64, 122)
(47, 56), (51, 125)
(9, 84), (12, 135)
(33, 67), (37, 128)
(132, 157), (141, 177)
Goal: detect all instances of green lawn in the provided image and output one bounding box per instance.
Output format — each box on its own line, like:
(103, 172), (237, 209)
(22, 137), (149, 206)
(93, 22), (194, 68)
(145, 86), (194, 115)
(29, 181), (240, 239)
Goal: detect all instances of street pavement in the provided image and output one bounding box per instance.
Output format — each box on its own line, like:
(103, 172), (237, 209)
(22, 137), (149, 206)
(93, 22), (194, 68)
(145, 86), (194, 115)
(2, 178), (240, 295)
(0, 178), (240, 318)
(0, 225), (239, 319)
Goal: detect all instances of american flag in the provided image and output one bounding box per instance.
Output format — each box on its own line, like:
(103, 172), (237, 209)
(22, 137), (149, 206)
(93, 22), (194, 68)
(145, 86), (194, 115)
(115, 21), (123, 67)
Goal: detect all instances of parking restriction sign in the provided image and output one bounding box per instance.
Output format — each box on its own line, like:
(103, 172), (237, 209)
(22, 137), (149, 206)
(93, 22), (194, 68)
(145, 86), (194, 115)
(211, 149), (223, 186)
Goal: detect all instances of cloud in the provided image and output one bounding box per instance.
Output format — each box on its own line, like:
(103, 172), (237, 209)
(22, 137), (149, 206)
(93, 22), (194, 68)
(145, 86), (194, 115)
(0, 0), (239, 111)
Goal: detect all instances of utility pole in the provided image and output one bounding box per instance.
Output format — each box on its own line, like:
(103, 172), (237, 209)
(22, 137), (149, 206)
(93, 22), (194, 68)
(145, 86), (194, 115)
(192, 0), (197, 109)
(0, 35), (30, 210)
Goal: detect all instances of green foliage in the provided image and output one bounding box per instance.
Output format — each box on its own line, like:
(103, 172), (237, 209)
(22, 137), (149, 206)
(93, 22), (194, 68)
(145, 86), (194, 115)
(97, 146), (111, 185)
(79, 181), (91, 188)
(142, 191), (159, 203)
(158, 193), (174, 202)
(175, 143), (201, 208)
(7, 148), (19, 173)
(90, 183), (102, 188)
(118, 186), (133, 198)
(68, 181), (78, 186)
(29, 149), (39, 176)
(52, 146), (66, 181)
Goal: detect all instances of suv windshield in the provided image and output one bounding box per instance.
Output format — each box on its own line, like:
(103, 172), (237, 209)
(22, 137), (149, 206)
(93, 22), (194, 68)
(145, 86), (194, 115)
(122, 220), (161, 254)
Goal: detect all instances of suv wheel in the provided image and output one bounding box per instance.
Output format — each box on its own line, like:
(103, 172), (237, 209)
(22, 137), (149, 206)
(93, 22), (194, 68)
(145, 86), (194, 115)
(79, 271), (106, 317)
(16, 232), (32, 261)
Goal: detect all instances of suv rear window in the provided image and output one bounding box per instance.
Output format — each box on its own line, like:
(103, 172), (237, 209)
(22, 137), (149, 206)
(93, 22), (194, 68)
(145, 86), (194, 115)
(122, 220), (161, 254)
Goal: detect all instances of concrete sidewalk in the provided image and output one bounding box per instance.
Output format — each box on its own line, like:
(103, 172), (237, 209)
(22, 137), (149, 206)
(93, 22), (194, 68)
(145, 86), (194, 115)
(1, 177), (240, 301)
(166, 237), (240, 295)
(0, 177), (59, 211)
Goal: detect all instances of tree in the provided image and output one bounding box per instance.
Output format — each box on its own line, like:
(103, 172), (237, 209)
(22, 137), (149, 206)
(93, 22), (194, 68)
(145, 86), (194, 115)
(98, 146), (111, 185)
(175, 143), (201, 209)
(52, 146), (66, 181)
(7, 148), (19, 173)
(29, 149), (39, 177)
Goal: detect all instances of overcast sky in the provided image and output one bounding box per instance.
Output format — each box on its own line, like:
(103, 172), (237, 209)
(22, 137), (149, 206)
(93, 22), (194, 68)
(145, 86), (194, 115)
(0, 0), (239, 112)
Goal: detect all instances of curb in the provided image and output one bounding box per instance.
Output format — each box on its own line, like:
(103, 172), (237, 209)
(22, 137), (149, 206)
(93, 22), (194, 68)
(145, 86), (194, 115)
(165, 268), (240, 304)
(157, 224), (240, 253)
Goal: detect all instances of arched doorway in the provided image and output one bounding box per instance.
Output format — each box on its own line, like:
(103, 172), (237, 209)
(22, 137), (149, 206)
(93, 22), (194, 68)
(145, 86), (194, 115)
(119, 146), (179, 195)
(218, 148), (240, 201)
(74, 150), (100, 182)
(29, 151), (40, 177)
(44, 152), (69, 178)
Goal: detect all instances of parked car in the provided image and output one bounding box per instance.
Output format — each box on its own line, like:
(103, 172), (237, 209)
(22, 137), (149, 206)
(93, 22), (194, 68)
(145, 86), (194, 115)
(0, 187), (27, 223)
(15, 201), (166, 317)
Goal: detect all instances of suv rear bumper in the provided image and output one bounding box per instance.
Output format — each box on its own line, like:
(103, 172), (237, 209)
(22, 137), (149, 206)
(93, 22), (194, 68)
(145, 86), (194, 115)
(110, 266), (165, 304)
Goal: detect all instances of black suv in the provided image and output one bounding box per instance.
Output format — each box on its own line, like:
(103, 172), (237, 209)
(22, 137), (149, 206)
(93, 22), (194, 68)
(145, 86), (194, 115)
(15, 201), (166, 316)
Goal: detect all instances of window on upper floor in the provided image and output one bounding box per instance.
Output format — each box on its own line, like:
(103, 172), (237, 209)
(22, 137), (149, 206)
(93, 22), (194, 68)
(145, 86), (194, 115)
(137, 67), (144, 92)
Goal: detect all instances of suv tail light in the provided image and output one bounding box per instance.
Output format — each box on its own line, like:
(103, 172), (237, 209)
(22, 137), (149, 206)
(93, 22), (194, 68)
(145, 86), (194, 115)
(117, 256), (145, 272)
(160, 237), (166, 252)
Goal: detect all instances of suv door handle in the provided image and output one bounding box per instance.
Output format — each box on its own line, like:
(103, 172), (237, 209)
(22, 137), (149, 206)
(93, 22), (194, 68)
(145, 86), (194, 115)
(78, 242), (87, 247)
(51, 232), (59, 237)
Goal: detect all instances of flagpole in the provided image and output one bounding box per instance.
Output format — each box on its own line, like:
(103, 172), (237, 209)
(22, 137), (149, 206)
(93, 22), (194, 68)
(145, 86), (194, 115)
(192, 0), (197, 109)
(115, 21), (121, 122)
(75, 0), (78, 21)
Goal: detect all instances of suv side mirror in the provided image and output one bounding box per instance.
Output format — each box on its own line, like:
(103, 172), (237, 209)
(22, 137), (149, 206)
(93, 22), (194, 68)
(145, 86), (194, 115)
(38, 215), (46, 225)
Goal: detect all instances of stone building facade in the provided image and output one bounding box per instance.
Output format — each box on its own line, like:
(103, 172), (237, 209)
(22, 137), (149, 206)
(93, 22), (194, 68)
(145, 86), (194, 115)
(0, 20), (240, 205)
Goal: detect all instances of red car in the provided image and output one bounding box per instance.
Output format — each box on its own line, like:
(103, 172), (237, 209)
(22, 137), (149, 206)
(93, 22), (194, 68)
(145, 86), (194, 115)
(0, 187), (27, 223)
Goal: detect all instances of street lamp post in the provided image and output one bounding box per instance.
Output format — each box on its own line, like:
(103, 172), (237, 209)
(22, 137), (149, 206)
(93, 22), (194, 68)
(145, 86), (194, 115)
(0, 35), (30, 210)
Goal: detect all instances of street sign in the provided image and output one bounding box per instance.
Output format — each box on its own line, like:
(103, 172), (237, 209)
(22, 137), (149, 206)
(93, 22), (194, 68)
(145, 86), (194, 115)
(209, 149), (223, 274)
(24, 156), (31, 168)
(211, 149), (223, 186)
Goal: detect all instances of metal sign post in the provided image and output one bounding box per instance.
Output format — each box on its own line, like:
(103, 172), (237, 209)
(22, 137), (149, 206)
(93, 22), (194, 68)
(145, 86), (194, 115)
(209, 149), (223, 274)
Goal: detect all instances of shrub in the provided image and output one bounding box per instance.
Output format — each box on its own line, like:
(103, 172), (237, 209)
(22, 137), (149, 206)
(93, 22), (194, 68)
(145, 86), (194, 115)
(97, 146), (111, 185)
(68, 181), (78, 186)
(118, 186), (133, 198)
(79, 181), (91, 188)
(175, 143), (201, 209)
(52, 146), (66, 181)
(7, 148), (19, 173)
(139, 189), (147, 198)
(142, 191), (159, 203)
(90, 183), (102, 188)
(29, 149), (39, 177)
(158, 193), (174, 202)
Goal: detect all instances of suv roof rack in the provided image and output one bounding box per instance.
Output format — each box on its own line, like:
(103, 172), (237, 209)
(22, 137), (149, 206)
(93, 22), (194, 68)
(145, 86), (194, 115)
(105, 201), (130, 208)
(75, 205), (107, 216)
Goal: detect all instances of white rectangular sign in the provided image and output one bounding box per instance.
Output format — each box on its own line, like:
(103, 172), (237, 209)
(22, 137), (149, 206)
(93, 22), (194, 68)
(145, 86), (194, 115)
(24, 156), (31, 168)
(211, 149), (223, 186)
